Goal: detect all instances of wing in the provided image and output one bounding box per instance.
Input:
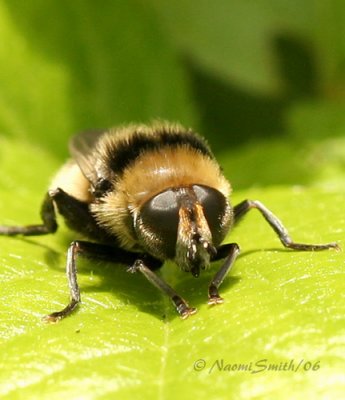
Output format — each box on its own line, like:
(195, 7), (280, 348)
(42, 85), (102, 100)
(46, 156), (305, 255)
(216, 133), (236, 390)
(69, 129), (107, 186)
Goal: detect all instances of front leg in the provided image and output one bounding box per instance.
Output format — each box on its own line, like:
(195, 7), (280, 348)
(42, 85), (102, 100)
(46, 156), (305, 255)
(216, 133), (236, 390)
(208, 243), (240, 305)
(43, 241), (163, 323)
(129, 260), (196, 319)
(43, 240), (82, 323)
(45, 239), (195, 321)
(234, 200), (340, 251)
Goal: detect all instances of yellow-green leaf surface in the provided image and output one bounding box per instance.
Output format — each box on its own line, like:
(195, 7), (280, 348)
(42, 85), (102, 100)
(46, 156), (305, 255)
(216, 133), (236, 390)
(0, 1), (344, 399)
(0, 137), (344, 400)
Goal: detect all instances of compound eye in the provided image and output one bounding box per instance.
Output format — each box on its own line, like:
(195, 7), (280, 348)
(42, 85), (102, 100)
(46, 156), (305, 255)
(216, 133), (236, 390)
(139, 189), (180, 258)
(193, 184), (229, 245)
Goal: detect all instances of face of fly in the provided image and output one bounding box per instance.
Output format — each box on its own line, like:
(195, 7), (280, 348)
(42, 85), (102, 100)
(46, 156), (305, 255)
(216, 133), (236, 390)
(135, 185), (232, 277)
(175, 199), (217, 277)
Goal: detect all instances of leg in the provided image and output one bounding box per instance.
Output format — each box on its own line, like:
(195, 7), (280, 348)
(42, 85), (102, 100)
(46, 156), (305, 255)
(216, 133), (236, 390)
(129, 260), (196, 319)
(49, 188), (111, 242)
(208, 243), (240, 305)
(234, 200), (339, 251)
(43, 240), (163, 323)
(0, 192), (57, 236)
(0, 187), (104, 238)
(0, 187), (115, 242)
(43, 240), (81, 323)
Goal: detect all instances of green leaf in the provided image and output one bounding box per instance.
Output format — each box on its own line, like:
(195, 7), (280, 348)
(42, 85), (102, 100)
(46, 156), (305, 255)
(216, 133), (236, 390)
(0, 0), (197, 156)
(0, 138), (344, 399)
(0, 1), (344, 399)
(152, 0), (345, 95)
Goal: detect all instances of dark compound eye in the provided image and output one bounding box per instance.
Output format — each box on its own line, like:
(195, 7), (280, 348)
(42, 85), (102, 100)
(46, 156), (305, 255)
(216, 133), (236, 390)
(137, 185), (230, 259)
(192, 184), (229, 245)
(139, 189), (180, 258)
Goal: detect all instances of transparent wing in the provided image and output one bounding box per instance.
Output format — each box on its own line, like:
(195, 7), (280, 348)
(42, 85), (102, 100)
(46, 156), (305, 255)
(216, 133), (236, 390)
(69, 130), (107, 185)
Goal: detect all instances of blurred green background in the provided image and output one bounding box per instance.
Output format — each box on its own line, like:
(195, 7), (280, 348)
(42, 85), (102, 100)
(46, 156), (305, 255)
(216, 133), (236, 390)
(0, 0), (344, 189)
(0, 1), (344, 399)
